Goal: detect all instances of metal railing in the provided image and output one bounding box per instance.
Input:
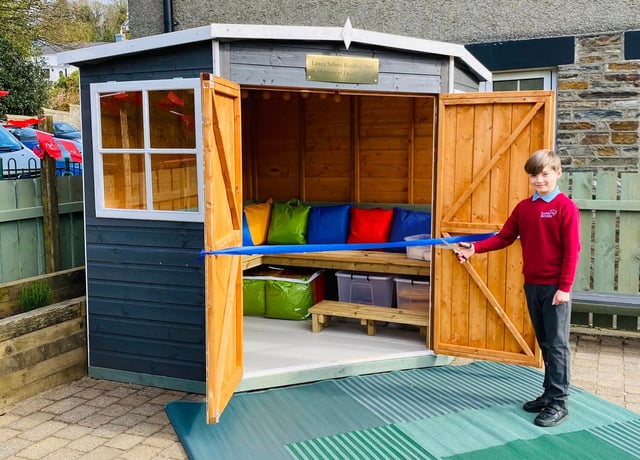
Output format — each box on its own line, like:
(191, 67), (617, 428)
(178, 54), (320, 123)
(0, 157), (82, 180)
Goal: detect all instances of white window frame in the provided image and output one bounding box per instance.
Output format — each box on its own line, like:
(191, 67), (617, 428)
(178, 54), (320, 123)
(90, 78), (204, 222)
(487, 68), (557, 92)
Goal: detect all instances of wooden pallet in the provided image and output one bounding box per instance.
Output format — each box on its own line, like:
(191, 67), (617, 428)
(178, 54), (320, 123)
(309, 300), (429, 345)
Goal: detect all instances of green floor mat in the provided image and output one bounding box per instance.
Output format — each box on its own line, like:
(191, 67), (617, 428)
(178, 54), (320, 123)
(589, 418), (640, 457)
(286, 424), (436, 460)
(393, 391), (639, 458)
(166, 380), (386, 460)
(444, 430), (638, 460)
(166, 361), (640, 460)
(333, 360), (581, 422)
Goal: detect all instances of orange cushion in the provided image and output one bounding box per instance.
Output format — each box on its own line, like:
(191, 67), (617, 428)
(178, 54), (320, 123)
(347, 207), (394, 244)
(244, 198), (273, 245)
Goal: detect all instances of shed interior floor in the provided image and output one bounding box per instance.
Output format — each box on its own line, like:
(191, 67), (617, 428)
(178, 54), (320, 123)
(239, 316), (441, 392)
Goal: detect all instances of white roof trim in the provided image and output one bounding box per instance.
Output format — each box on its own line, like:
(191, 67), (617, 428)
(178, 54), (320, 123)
(57, 22), (492, 81)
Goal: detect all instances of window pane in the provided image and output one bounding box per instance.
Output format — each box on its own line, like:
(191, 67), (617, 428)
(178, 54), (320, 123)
(148, 89), (196, 149)
(519, 78), (545, 90)
(99, 91), (144, 149)
(493, 80), (518, 91)
(151, 154), (198, 211)
(102, 153), (146, 209)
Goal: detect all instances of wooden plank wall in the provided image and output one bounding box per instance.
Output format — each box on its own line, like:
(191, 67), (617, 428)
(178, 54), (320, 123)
(78, 42), (215, 386)
(559, 171), (640, 294)
(0, 177), (84, 283)
(434, 92), (552, 367)
(229, 42), (444, 94)
(243, 90), (434, 204)
(559, 172), (640, 328)
(0, 267), (85, 319)
(0, 297), (87, 410)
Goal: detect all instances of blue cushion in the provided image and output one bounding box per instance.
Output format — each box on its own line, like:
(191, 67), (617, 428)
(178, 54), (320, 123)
(307, 204), (351, 244)
(242, 212), (254, 246)
(387, 208), (431, 253)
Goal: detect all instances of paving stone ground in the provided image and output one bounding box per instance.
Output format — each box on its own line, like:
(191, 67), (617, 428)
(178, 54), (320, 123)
(1, 332), (638, 459)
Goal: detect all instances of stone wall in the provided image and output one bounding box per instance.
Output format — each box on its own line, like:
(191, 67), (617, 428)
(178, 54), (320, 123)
(557, 33), (640, 171)
(43, 104), (81, 130)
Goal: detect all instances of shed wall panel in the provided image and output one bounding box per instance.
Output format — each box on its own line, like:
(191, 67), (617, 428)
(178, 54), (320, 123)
(229, 41), (444, 93)
(454, 65), (481, 93)
(79, 43), (213, 382)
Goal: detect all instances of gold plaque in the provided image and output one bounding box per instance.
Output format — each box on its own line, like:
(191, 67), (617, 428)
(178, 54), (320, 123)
(306, 54), (379, 84)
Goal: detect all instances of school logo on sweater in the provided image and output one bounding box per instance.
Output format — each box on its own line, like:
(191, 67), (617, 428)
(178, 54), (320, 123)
(540, 209), (558, 218)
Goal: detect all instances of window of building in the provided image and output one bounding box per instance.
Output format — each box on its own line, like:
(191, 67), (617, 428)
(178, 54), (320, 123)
(489, 69), (556, 92)
(90, 78), (203, 222)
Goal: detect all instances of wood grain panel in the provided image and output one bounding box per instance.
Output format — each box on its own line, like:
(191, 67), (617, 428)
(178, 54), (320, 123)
(434, 91), (555, 367)
(243, 90), (434, 205)
(203, 75), (243, 424)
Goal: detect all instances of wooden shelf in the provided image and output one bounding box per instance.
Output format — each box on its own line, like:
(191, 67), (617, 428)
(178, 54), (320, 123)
(261, 250), (430, 276)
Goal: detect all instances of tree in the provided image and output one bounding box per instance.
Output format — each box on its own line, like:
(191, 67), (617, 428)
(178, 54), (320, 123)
(0, 0), (127, 116)
(39, 0), (128, 44)
(0, 0), (48, 54)
(0, 37), (49, 117)
(48, 70), (79, 111)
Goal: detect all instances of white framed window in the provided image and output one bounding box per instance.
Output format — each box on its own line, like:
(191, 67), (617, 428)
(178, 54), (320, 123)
(90, 78), (203, 222)
(489, 69), (556, 92)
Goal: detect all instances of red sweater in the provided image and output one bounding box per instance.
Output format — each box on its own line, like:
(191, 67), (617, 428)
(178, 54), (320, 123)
(473, 192), (581, 292)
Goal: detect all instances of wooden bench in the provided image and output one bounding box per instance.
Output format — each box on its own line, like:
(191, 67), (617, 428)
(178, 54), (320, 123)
(571, 290), (640, 331)
(309, 300), (429, 344)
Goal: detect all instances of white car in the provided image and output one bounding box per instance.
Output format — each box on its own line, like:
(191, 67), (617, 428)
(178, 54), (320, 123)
(0, 125), (41, 177)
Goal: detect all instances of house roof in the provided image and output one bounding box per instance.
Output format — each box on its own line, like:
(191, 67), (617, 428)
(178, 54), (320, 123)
(56, 21), (492, 81)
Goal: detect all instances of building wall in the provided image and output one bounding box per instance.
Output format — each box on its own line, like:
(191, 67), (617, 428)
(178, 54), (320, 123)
(129, 0), (640, 44)
(557, 32), (639, 170)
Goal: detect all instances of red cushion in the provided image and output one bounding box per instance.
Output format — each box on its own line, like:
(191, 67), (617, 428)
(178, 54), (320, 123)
(347, 207), (394, 244)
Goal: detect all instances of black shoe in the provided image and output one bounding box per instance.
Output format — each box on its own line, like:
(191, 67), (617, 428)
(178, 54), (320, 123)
(534, 406), (569, 427)
(523, 396), (549, 413)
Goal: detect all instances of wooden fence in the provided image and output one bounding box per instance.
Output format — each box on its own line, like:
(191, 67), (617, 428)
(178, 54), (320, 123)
(559, 171), (640, 330)
(0, 176), (84, 283)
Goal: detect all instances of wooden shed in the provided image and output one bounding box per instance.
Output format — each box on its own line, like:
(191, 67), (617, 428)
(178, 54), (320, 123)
(59, 22), (555, 423)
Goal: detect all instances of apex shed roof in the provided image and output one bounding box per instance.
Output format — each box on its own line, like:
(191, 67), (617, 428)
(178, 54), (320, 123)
(57, 21), (492, 82)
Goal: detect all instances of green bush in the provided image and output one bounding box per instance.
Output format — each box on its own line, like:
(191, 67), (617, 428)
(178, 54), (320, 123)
(18, 281), (55, 313)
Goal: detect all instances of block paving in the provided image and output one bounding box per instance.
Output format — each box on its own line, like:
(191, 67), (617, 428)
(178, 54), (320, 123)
(0, 332), (638, 459)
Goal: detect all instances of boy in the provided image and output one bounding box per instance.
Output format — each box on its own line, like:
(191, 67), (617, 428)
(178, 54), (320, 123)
(457, 149), (581, 427)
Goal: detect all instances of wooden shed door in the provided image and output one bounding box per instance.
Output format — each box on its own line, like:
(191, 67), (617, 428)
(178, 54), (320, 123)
(433, 91), (555, 367)
(202, 74), (243, 424)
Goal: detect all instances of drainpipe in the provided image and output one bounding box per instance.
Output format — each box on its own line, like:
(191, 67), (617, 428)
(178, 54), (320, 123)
(163, 0), (173, 33)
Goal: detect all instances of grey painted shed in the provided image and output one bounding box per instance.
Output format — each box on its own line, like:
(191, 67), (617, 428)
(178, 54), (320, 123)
(58, 22), (491, 393)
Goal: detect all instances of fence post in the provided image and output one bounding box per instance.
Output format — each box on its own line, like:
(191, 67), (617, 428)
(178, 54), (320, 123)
(41, 116), (61, 273)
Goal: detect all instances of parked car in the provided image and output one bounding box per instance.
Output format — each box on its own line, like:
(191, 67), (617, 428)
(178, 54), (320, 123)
(0, 125), (41, 177)
(53, 121), (81, 142)
(5, 126), (83, 176)
(6, 126), (39, 151)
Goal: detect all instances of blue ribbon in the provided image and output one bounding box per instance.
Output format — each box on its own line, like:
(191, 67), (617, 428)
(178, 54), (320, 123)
(200, 233), (494, 256)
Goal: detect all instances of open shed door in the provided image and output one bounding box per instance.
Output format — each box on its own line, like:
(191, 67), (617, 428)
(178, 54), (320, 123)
(433, 91), (555, 367)
(203, 74), (243, 424)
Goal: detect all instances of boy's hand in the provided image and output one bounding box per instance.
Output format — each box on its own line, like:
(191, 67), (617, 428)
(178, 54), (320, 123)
(553, 290), (571, 306)
(456, 243), (475, 263)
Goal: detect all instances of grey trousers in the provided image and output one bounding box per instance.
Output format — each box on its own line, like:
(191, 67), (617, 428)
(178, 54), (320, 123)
(524, 283), (571, 410)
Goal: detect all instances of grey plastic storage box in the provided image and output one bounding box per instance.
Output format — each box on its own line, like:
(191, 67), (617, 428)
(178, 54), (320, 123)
(336, 271), (395, 307)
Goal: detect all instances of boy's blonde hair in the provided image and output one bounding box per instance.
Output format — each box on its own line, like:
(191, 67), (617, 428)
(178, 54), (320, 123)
(524, 149), (562, 175)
